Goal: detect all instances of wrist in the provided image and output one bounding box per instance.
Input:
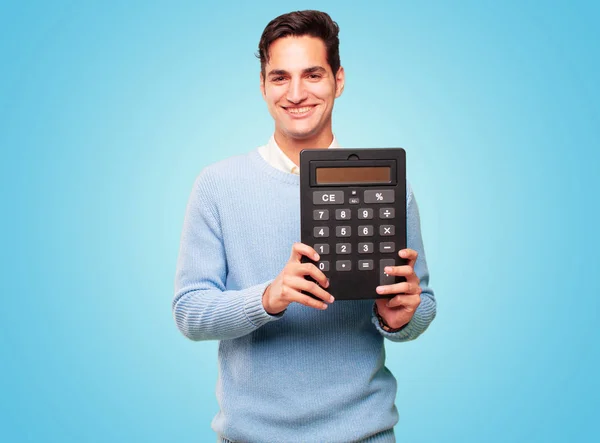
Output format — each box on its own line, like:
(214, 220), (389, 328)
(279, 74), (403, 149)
(262, 284), (286, 316)
(374, 303), (407, 332)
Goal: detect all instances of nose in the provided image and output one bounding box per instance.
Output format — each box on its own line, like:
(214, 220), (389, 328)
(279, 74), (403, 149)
(286, 77), (307, 104)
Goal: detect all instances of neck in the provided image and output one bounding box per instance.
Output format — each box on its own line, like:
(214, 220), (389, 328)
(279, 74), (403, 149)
(274, 129), (334, 166)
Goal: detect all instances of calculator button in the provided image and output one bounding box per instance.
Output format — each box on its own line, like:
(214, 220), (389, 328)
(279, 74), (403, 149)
(313, 191), (344, 205)
(358, 242), (374, 254)
(336, 226), (351, 237)
(380, 259), (396, 285)
(379, 208), (395, 219)
(336, 260), (352, 271)
(314, 244), (330, 255)
(313, 209), (329, 220)
(335, 209), (351, 220)
(336, 243), (352, 254)
(358, 260), (374, 271)
(314, 226), (330, 237)
(318, 261), (330, 272)
(358, 225), (374, 236)
(379, 242), (395, 253)
(364, 190), (395, 204)
(380, 225), (395, 236)
(349, 197), (360, 204)
(357, 208), (374, 219)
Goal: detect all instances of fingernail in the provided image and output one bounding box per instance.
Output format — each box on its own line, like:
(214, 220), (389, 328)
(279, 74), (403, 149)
(376, 286), (384, 293)
(329, 296), (335, 303)
(400, 250), (407, 258)
(384, 267), (391, 273)
(326, 278), (330, 287)
(314, 253), (319, 260)
(321, 303), (328, 310)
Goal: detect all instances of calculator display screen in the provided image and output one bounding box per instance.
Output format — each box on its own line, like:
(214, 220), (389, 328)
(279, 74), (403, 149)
(315, 167), (391, 184)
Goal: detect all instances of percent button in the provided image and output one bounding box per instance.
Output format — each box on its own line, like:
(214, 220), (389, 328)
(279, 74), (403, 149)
(364, 190), (394, 204)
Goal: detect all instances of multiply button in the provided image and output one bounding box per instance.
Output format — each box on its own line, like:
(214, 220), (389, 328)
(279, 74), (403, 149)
(380, 225), (395, 236)
(364, 190), (394, 204)
(313, 191), (344, 205)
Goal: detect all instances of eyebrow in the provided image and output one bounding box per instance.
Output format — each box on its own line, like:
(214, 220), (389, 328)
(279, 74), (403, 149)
(267, 66), (328, 77)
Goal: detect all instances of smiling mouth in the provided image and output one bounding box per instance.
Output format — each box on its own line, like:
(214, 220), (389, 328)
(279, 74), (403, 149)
(284, 105), (316, 116)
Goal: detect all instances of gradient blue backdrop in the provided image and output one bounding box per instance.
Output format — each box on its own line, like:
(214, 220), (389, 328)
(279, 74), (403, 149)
(1, 1), (598, 442)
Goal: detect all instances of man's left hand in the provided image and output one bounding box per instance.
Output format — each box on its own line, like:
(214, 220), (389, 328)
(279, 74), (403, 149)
(374, 248), (422, 330)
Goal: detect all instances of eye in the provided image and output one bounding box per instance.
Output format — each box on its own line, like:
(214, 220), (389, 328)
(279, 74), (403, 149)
(271, 76), (286, 83)
(308, 74), (322, 80)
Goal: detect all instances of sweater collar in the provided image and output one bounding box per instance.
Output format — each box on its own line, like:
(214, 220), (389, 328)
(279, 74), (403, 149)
(259, 134), (340, 175)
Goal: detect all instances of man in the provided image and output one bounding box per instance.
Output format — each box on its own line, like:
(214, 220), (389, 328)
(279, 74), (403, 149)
(173, 10), (436, 443)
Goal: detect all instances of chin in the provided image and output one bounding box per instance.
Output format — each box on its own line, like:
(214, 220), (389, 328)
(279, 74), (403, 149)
(283, 125), (320, 140)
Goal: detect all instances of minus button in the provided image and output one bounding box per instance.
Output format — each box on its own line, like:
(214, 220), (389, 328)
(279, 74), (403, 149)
(379, 242), (395, 253)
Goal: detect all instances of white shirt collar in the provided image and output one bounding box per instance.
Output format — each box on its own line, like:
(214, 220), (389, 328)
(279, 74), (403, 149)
(258, 135), (340, 175)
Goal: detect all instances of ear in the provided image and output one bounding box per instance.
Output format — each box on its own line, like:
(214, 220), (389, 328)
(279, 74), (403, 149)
(334, 66), (345, 98)
(260, 72), (266, 100)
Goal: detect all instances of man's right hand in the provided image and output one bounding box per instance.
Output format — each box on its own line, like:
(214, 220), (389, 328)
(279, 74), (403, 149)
(262, 242), (334, 315)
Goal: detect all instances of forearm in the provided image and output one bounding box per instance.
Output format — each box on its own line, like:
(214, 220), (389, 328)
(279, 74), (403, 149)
(172, 280), (283, 341)
(173, 171), (284, 341)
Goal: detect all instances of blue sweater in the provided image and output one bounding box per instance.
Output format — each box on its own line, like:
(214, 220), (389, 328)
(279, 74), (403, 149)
(173, 149), (436, 442)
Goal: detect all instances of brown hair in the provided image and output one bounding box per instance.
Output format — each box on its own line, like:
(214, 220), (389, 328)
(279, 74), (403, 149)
(257, 10), (341, 81)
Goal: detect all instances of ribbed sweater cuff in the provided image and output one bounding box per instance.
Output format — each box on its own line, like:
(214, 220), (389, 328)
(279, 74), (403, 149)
(371, 303), (417, 341)
(243, 280), (284, 327)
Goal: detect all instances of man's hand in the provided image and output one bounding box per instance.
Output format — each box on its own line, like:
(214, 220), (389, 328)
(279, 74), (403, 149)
(374, 248), (422, 330)
(263, 243), (334, 314)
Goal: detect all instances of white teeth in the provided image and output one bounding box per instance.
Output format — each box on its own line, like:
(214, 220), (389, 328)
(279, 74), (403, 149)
(287, 106), (313, 114)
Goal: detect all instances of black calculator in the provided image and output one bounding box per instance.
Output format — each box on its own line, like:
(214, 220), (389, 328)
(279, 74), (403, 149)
(300, 148), (407, 300)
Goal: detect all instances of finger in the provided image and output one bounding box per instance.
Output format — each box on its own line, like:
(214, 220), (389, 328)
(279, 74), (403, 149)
(376, 281), (422, 296)
(399, 248), (418, 268)
(288, 276), (334, 303)
(281, 287), (330, 310)
(293, 262), (330, 288)
(386, 293), (421, 309)
(289, 242), (320, 263)
(384, 265), (419, 286)
(383, 265), (418, 279)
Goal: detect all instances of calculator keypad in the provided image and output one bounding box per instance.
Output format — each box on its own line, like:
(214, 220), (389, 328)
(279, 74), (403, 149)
(312, 189), (399, 284)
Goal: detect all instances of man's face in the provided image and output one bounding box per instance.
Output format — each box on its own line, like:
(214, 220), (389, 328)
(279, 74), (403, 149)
(260, 35), (344, 146)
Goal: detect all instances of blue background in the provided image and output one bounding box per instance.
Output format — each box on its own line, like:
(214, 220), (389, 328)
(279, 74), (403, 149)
(1, 1), (598, 442)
